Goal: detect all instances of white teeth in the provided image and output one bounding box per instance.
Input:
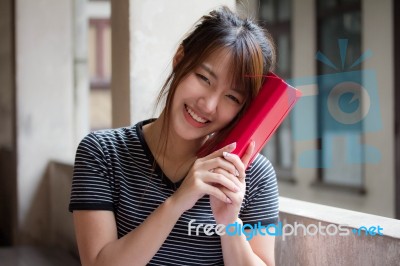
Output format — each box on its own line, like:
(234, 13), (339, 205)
(185, 106), (208, 123)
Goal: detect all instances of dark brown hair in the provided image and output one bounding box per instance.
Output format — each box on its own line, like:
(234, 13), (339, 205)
(156, 6), (276, 156)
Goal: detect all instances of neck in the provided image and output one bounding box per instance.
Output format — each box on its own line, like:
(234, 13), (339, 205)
(143, 112), (206, 165)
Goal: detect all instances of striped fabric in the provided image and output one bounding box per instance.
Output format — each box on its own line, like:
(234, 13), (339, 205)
(69, 119), (279, 265)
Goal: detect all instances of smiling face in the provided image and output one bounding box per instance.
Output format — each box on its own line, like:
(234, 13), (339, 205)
(170, 49), (246, 141)
(156, 7), (276, 155)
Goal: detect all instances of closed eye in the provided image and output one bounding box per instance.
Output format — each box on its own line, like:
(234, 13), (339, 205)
(226, 94), (241, 104)
(195, 73), (211, 86)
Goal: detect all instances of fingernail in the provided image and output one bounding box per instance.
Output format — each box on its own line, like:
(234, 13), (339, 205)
(226, 197), (232, 204)
(223, 152), (230, 158)
(234, 185), (240, 192)
(229, 142), (236, 149)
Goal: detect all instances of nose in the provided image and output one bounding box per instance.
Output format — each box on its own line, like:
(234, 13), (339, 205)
(198, 92), (219, 115)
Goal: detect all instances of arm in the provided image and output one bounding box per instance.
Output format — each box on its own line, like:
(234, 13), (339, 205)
(211, 146), (278, 265)
(220, 219), (275, 266)
(73, 196), (183, 266)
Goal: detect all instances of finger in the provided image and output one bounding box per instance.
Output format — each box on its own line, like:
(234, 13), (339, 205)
(241, 141), (256, 168)
(202, 142), (236, 161)
(202, 157), (238, 177)
(221, 152), (245, 179)
(212, 168), (242, 188)
(203, 183), (233, 204)
(218, 186), (245, 205)
(203, 172), (240, 193)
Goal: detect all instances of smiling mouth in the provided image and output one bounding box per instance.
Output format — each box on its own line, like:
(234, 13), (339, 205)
(185, 104), (210, 124)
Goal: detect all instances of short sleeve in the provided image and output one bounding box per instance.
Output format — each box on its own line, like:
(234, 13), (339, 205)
(239, 154), (279, 226)
(69, 133), (114, 212)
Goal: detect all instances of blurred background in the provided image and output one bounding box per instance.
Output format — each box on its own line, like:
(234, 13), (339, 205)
(0, 0), (398, 263)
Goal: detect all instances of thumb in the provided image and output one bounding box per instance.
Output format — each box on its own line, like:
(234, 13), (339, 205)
(241, 141), (256, 168)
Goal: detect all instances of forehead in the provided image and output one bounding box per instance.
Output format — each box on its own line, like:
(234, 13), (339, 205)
(200, 48), (233, 74)
(199, 48), (246, 94)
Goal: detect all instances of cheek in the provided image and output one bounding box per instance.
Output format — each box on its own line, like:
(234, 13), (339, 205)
(218, 103), (241, 125)
(175, 77), (202, 100)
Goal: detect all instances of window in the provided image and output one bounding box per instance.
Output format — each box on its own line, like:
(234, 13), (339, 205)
(88, 16), (112, 130)
(259, 0), (295, 181)
(316, 0), (364, 190)
(89, 18), (111, 89)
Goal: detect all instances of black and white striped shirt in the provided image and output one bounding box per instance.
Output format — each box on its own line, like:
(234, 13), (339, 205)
(69, 119), (279, 265)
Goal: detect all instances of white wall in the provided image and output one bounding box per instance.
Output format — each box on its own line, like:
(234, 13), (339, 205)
(73, 0), (90, 148)
(128, 0), (236, 124)
(16, 0), (75, 243)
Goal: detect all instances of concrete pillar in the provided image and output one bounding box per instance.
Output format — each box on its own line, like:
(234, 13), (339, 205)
(276, 0), (319, 206)
(362, 0), (394, 217)
(15, 0), (74, 244)
(111, 0), (131, 128)
(291, 0), (318, 193)
(111, 0), (236, 126)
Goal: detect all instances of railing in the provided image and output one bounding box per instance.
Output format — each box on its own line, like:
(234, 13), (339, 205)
(276, 197), (400, 265)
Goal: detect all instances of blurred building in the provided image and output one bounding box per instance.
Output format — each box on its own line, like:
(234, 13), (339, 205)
(87, 0), (112, 130)
(246, 0), (398, 221)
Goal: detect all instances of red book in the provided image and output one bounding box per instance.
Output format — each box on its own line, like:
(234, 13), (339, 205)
(199, 73), (302, 166)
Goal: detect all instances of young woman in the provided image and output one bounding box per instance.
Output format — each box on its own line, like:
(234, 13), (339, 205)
(69, 6), (279, 266)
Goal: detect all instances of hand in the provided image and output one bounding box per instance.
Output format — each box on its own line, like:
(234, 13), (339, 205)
(170, 142), (244, 214)
(209, 141), (255, 225)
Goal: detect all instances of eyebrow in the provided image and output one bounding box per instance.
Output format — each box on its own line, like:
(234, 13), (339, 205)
(200, 64), (218, 80)
(200, 63), (246, 96)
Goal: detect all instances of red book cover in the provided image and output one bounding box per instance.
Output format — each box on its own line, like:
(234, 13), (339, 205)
(198, 73), (302, 166)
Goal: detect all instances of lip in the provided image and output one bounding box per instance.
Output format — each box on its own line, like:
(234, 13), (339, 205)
(183, 104), (210, 128)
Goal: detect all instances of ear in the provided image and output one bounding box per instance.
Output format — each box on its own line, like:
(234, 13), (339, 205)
(173, 45), (185, 69)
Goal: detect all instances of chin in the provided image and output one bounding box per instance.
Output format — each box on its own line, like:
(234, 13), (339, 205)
(174, 121), (211, 141)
